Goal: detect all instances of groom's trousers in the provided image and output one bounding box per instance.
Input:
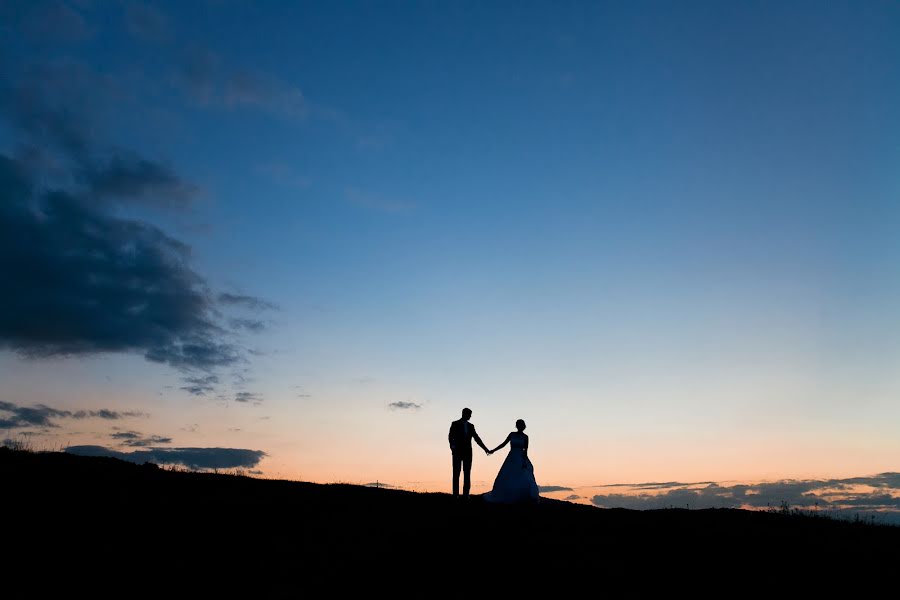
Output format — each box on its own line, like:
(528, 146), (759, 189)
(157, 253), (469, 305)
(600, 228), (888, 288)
(452, 449), (473, 497)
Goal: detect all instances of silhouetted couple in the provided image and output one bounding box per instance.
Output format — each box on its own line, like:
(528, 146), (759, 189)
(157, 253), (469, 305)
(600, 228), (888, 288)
(448, 407), (540, 504)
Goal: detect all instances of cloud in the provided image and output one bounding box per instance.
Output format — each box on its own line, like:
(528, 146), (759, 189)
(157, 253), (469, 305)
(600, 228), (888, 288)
(217, 293), (277, 312)
(229, 318), (266, 333)
(84, 409), (146, 420)
(590, 474), (900, 517)
(564, 495), (583, 501)
(345, 187), (416, 214)
(0, 401), (145, 429)
(0, 60), (262, 374)
(180, 374), (220, 396)
(592, 485), (744, 510)
(110, 430), (173, 447)
(82, 153), (197, 208)
(234, 391), (262, 404)
(388, 401), (422, 411)
(67, 445), (267, 469)
(364, 482), (397, 489)
(539, 485), (574, 493)
(595, 481), (716, 490)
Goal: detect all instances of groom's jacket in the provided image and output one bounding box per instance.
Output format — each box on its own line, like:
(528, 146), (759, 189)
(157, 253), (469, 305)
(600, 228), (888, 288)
(448, 419), (485, 455)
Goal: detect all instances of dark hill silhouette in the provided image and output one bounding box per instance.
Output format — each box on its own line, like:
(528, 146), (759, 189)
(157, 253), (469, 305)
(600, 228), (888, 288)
(2, 446), (897, 596)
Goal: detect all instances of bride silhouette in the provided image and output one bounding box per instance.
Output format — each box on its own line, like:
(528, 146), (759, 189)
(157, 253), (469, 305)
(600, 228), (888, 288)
(484, 419), (540, 504)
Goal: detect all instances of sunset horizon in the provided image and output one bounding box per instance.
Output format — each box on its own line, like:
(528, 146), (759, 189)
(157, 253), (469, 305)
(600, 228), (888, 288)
(3, 1), (900, 524)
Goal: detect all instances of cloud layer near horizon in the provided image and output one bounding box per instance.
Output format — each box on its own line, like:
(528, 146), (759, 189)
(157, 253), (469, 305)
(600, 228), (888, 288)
(589, 474), (900, 523)
(67, 445), (266, 470)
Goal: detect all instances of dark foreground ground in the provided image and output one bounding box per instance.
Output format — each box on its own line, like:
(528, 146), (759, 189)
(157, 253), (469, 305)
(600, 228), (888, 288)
(2, 447), (898, 596)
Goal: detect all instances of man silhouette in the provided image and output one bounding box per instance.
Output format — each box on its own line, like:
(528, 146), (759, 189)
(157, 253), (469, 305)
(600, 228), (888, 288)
(448, 408), (490, 498)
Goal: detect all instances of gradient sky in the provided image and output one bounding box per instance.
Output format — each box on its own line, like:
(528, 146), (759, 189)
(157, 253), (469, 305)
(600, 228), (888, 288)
(2, 1), (899, 510)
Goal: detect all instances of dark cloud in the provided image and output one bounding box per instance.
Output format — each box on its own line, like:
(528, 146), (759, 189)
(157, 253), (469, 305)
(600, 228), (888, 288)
(364, 482), (397, 489)
(591, 474), (900, 517)
(539, 485), (573, 493)
(598, 481), (716, 490)
(217, 293), (277, 312)
(67, 445), (267, 469)
(0, 162), (239, 369)
(0, 401), (146, 429)
(0, 60), (259, 374)
(180, 374), (220, 396)
(388, 401), (422, 411)
(110, 430), (173, 447)
(824, 473), (900, 489)
(234, 391), (261, 404)
(124, 0), (170, 44)
(82, 153), (197, 208)
(592, 485), (744, 510)
(230, 370), (255, 386)
(79, 409), (146, 420)
(229, 318), (266, 333)
(564, 495), (582, 501)
(0, 402), (71, 429)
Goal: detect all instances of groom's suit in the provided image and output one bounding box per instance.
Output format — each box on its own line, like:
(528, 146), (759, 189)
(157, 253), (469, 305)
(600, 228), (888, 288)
(448, 418), (487, 497)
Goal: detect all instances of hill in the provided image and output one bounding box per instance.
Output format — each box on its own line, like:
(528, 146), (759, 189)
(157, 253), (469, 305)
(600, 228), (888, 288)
(2, 447), (898, 595)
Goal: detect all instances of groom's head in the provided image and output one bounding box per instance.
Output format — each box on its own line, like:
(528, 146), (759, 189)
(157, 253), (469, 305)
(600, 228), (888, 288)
(462, 408), (472, 421)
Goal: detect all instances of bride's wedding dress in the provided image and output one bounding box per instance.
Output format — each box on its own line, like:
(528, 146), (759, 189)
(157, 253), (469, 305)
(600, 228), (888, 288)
(484, 432), (540, 504)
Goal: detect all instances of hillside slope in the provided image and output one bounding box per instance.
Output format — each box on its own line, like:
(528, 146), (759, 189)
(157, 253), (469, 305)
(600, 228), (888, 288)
(2, 447), (897, 595)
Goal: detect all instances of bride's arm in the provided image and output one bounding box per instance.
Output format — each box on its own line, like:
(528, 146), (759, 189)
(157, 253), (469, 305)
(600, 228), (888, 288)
(489, 433), (511, 454)
(522, 434), (529, 468)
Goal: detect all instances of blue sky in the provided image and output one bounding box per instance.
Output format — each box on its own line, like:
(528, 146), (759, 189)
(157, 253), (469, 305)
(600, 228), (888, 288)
(1, 1), (899, 511)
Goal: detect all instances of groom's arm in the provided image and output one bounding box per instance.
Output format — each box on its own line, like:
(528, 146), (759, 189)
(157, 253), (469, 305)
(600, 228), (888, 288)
(448, 423), (456, 451)
(472, 427), (490, 453)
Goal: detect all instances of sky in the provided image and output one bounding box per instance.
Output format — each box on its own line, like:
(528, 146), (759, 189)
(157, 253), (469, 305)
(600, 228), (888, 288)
(1, 1), (899, 518)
